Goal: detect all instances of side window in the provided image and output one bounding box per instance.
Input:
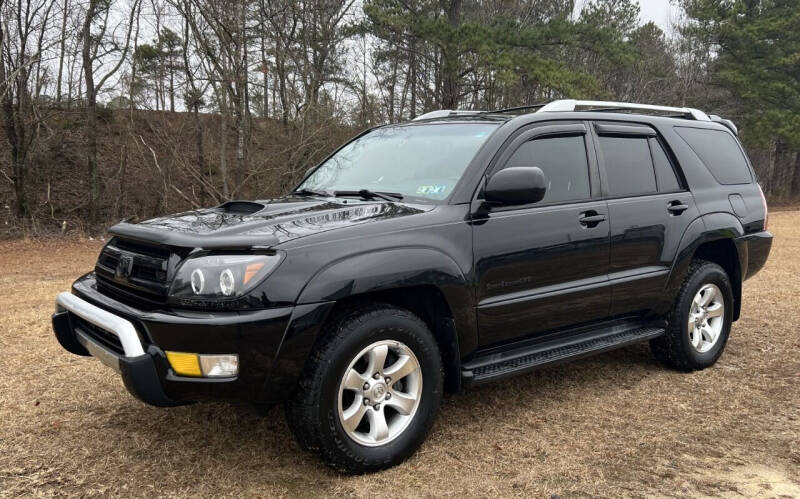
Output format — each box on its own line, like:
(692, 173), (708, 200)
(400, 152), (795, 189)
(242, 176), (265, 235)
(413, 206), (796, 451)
(597, 136), (656, 197)
(650, 138), (681, 192)
(505, 135), (590, 204)
(674, 127), (752, 185)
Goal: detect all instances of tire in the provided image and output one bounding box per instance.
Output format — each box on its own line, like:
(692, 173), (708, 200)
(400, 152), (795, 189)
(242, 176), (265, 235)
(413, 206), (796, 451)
(651, 260), (734, 371)
(285, 303), (444, 474)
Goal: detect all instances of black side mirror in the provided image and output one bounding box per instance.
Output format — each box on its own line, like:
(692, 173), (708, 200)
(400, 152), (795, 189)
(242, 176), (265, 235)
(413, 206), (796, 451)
(484, 167), (547, 205)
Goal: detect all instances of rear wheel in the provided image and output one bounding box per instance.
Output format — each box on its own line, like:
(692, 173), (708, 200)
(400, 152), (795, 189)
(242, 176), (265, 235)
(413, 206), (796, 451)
(651, 260), (734, 370)
(286, 303), (443, 473)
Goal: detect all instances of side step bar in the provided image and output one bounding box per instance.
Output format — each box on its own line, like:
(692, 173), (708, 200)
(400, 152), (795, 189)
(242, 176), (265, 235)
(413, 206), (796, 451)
(462, 326), (665, 387)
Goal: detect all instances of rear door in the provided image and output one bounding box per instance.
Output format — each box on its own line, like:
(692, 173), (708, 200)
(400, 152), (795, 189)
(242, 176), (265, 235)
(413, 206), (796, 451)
(591, 122), (700, 316)
(473, 123), (611, 347)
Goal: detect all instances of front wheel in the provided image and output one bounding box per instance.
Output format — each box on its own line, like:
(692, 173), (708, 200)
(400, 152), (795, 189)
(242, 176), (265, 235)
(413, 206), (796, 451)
(286, 303), (443, 473)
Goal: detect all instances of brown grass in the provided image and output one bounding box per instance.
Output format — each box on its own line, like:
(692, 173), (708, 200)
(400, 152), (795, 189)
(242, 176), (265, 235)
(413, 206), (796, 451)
(1, 215), (799, 498)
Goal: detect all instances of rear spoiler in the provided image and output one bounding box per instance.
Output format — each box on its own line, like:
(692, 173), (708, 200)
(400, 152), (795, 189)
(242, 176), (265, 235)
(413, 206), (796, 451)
(709, 115), (738, 135)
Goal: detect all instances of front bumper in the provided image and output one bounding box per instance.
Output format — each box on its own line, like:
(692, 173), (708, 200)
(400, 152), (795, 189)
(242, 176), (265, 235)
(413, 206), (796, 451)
(53, 273), (332, 406)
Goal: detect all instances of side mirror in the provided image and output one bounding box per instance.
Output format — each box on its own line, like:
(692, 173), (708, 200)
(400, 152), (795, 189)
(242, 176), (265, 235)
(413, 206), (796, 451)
(484, 167), (547, 206)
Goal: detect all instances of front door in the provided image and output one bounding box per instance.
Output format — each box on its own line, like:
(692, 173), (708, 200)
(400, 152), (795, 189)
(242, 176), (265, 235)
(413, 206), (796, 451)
(473, 123), (611, 347)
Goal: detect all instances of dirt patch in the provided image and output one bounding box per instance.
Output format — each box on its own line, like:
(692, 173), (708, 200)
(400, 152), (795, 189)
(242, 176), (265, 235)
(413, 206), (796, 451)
(692, 464), (800, 498)
(1, 214), (799, 497)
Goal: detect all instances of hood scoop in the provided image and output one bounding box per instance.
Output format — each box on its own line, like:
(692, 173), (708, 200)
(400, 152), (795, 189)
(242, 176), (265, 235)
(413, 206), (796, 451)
(217, 200), (265, 214)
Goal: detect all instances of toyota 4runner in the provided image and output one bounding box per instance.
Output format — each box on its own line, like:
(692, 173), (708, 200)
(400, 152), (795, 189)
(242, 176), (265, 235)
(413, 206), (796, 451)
(52, 100), (772, 473)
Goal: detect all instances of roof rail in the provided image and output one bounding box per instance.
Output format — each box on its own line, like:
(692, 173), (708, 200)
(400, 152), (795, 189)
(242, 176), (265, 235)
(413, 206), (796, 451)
(537, 99), (711, 121)
(486, 103), (547, 114)
(412, 109), (485, 121)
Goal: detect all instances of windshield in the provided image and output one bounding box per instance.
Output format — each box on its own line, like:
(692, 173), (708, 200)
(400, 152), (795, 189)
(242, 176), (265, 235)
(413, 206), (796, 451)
(299, 123), (498, 202)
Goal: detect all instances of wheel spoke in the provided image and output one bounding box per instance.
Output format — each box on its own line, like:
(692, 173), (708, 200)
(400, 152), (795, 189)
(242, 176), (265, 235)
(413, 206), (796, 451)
(342, 368), (366, 391)
(690, 329), (702, 349)
(366, 344), (388, 375)
(367, 408), (389, 441)
(699, 286), (715, 307)
(706, 302), (723, 318)
(688, 317), (696, 334)
(383, 354), (417, 381)
(386, 390), (416, 415)
(701, 325), (716, 344)
(341, 400), (368, 433)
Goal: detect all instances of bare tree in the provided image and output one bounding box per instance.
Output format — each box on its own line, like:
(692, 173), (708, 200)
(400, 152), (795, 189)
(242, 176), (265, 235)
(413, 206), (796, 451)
(0, 0), (56, 220)
(80, 0), (141, 225)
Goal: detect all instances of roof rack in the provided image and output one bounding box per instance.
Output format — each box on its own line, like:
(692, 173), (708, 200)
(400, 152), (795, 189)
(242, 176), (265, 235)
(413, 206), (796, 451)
(538, 99), (711, 121)
(485, 103), (547, 114)
(412, 109), (486, 121)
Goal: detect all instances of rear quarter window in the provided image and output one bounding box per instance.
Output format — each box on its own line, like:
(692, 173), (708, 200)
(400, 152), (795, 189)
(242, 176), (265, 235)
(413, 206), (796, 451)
(674, 127), (753, 185)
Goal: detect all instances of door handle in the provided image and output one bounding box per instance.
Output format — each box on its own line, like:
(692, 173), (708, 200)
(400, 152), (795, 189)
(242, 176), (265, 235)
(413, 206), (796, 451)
(579, 211), (607, 227)
(667, 201), (689, 215)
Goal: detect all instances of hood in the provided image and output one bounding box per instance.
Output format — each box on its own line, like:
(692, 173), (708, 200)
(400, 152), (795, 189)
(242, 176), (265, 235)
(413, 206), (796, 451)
(108, 196), (430, 249)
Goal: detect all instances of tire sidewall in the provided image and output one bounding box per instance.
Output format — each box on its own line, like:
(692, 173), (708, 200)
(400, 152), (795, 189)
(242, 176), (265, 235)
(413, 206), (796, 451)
(315, 310), (443, 470)
(676, 264), (734, 366)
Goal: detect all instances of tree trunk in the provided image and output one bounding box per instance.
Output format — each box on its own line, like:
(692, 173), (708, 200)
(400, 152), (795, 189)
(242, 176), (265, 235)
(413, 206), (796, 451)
(789, 151), (800, 200)
(193, 103), (206, 203)
(409, 44), (417, 119)
(56, 0), (69, 104)
(169, 65), (175, 112)
(440, 0), (461, 109)
(83, 0), (99, 226)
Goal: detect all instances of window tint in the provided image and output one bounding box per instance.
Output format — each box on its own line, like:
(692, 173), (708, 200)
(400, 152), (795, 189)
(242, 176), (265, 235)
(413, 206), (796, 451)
(598, 136), (656, 196)
(506, 135), (590, 203)
(650, 138), (681, 192)
(674, 127), (752, 185)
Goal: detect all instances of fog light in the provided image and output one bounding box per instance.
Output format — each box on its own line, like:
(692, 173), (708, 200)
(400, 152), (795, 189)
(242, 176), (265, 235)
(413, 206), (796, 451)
(199, 354), (238, 377)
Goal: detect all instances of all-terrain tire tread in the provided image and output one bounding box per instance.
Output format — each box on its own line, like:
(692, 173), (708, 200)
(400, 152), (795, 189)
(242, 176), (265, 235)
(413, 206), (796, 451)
(285, 302), (442, 474)
(650, 259), (731, 371)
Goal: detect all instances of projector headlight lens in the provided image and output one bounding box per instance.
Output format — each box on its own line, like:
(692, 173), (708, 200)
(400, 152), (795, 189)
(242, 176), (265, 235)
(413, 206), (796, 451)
(190, 268), (205, 294)
(169, 253), (282, 305)
(219, 268), (235, 296)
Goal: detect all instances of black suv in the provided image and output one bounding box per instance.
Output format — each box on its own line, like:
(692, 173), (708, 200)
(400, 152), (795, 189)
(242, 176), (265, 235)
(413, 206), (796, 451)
(53, 100), (772, 473)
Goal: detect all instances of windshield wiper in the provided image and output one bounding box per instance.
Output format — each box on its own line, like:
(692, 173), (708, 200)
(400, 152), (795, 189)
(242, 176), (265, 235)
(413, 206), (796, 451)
(334, 189), (404, 202)
(293, 188), (330, 197)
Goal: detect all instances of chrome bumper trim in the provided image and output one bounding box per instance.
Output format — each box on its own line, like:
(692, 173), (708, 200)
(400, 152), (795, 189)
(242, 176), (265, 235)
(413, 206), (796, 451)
(75, 329), (122, 372)
(56, 292), (145, 357)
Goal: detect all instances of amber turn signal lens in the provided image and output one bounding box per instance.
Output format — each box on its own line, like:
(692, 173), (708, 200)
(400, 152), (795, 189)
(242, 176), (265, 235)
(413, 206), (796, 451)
(243, 262), (265, 285)
(165, 351), (203, 377)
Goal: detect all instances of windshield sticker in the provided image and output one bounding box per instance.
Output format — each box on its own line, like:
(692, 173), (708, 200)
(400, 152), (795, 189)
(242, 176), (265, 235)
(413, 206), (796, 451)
(417, 185), (447, 196)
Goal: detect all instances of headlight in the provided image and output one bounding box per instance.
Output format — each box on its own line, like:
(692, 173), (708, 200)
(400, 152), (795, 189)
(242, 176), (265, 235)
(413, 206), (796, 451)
(169, 253), (282, 307)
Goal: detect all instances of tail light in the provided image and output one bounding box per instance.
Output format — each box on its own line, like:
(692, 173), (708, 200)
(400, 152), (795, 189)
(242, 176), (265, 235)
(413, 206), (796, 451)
(758, 184), (768, 230)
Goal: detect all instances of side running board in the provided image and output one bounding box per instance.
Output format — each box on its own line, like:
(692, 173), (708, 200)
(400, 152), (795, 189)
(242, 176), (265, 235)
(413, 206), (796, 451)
(462, 325), (665, 387)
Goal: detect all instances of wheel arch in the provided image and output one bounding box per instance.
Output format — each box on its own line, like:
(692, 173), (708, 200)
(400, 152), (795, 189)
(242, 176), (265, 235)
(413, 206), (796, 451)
(296, 248), (477, 392)
(667, 212), (745, 321)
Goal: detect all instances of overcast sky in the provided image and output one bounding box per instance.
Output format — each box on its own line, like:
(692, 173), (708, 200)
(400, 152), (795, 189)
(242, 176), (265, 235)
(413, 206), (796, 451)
(638, 0), (680, 31)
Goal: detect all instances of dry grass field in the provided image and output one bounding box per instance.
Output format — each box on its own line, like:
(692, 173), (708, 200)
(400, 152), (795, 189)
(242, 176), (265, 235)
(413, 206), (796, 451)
(1, 212), (799, 498)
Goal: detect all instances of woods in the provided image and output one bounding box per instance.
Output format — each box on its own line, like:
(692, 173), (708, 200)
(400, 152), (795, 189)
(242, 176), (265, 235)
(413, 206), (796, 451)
(1, 0), (799, 235)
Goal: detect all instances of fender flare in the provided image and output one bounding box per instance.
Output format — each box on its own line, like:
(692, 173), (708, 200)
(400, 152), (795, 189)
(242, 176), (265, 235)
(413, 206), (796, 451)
(665, 212), (744, 318)
(296, 247), (476, 352)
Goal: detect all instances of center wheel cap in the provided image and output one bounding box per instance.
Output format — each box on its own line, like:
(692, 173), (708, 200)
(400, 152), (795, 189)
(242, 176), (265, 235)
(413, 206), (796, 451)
(370, 383), (387, 401)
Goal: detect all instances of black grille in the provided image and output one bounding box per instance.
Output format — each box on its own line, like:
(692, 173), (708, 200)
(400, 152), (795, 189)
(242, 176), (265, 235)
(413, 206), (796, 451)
(72, 314), (125, 355)
(95, 238), (174, 306)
